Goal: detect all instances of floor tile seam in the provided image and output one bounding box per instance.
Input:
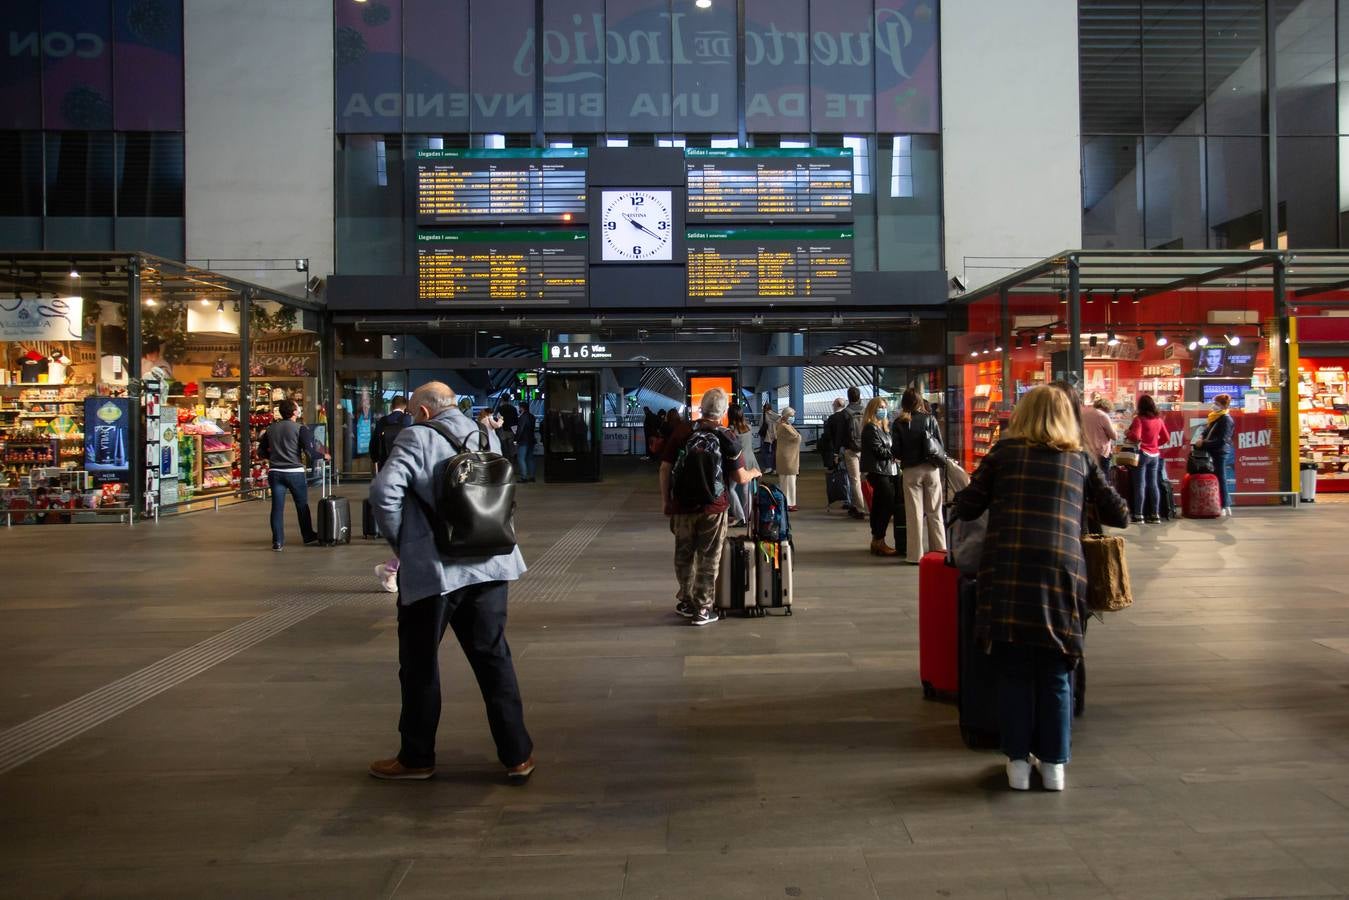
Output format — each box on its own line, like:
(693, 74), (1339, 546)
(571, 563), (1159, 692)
(0, 604), (323, 754)
(0, 601), (335, 775)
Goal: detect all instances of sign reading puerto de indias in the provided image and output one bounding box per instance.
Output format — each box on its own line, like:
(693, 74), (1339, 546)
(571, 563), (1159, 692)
(336, 0), (937, 134)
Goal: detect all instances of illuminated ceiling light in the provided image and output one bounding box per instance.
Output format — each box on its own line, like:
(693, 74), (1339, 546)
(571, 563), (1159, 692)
(695, 0), (712, 7)
(1132, 291), (1141, 304)
(1084, 290), (1094, 304)
(1227, 333), (1241, 346)
(200, 297), (211, 306)
(1197, 334), (1209, 347)
(217, 300), (225, 312)
(1106, 331), (1120, 347)
(1111, 289), (1120, 304)
(1058, 289), (1067, 305)
(69, 261), (80, 279)
(994, 342), (1003, 353)
(1188, 336), (1199, 351)
(144, 297), (156, 306)
(969, 348), (978, 358)
(364, 337), (371, 343)
(1155, 331), (1168, 347)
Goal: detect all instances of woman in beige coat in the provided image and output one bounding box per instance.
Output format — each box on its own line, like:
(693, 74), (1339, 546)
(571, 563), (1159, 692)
(775, 407), (803, 511)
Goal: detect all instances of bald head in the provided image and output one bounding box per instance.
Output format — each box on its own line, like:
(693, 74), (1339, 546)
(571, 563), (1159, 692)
(409, 381), (456, 423)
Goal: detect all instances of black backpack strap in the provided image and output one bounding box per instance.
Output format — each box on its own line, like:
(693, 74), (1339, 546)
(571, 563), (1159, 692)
(418, 418), (470, 454)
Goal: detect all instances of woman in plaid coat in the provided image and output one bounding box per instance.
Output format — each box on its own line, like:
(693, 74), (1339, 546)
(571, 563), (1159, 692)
(954, 386), (1129, 792)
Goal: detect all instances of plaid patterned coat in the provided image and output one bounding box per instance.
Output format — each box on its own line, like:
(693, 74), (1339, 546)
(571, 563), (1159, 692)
(954, 439), (1130, 658)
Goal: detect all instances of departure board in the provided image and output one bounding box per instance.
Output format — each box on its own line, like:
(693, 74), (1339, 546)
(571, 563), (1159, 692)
(685, 149), (853, 223)
(686, 228), (853, 304)
(415, 149), (588, 225)
(416, 230), (588, 305)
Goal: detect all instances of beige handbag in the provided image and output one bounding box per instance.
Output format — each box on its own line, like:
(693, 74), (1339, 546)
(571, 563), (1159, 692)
(1083, 534), (1133, 612)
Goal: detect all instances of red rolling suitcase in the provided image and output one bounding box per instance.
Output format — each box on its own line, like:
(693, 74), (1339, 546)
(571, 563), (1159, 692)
(918, 551), (959, 699)
(1183, 473), (1222, 519)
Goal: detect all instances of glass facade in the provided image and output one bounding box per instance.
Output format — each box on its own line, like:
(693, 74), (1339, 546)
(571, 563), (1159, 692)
(0, 2), (186, 259)
(1080, 0), (1349, 250)
(332, 0), (944, 278)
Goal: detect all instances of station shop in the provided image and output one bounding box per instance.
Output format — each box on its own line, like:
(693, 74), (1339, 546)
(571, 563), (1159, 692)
(948, 250), (1349, 506)
(0, 253), (324, 525)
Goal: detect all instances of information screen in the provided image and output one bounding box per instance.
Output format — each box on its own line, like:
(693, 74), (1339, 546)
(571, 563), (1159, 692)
(415, 149), (588, 225)
(416, 230), (588, 305)
(686, 228), (853, 304)
(685, 149), (853, 223)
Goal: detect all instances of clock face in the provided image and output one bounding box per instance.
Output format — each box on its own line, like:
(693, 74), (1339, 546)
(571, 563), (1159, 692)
(601, 190), (673, 261)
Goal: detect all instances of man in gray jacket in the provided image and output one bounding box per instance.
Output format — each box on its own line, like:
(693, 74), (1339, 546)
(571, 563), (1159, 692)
(367, 381), (535, 783)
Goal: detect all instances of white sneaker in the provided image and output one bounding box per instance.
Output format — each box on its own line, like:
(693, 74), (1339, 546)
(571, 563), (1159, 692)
(375, 563), (398, 594)
(1006, 758), (1032, 791)
(1221, 508), (1232, 518)
(1036, 760), (1066, 791)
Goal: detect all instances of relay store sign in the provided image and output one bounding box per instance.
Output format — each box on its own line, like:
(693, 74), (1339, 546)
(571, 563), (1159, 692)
(336, 0), (938, 133)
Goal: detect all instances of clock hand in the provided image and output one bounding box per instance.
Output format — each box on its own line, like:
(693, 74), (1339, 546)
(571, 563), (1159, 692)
(628, 218), (661, 239)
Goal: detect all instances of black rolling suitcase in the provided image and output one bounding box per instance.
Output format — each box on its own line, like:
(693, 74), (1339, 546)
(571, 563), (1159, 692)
(362, 498), (380, 538)
(957, 576), (1000, 750)
(316, 464), (350, 546)
(825, 466), (849, 509)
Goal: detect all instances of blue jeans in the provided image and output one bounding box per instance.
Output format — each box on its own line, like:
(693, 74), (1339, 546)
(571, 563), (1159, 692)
(268, 470), (315, 546)
(992, 642), (1074, 764)
(1133, 454), (1161, 519)
(1209, 447), (1231, 509)
(516, 443), (536, 481)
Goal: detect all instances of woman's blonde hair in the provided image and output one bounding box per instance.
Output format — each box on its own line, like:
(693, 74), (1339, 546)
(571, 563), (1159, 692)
(863, 397), (887, 430)
(1006, 385), (1082, 452)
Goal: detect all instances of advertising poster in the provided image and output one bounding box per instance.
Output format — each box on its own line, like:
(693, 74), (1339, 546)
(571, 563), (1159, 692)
(84, 397), (130, 485)
(0, 2), (41, 129)
(335, 0), (403, 132)
(874, 0), (939, 133)
(112, 0), (184, 130)
(403, 0), (469, 132)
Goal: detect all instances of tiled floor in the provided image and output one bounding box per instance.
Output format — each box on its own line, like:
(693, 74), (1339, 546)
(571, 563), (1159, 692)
(3, 460), (1349, 898)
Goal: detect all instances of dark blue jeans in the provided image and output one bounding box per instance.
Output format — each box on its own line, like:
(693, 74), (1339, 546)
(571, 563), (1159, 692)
(1132, 454), (1161, 519)
(268, 470), (315, 546)
(516, 443), (536, 481)
(992, 642), (1074, 764)
(397, 581), (533, 769)
(1209, 447), (1231, 509)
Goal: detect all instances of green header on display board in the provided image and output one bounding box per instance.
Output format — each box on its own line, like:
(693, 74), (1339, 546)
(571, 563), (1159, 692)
(417, 229), (587, 243)
(686, 227), (854, 241)
(415, 148), (588, 160)
(684, 148), (852, 160)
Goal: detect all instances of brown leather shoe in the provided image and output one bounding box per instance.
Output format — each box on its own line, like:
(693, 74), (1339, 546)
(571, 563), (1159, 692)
(870, 539), (898, 557)
(506, 756), (535, 785)
(368, 757), (435, 780)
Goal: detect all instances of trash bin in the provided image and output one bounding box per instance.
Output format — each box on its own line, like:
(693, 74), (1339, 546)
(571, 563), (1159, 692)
(1300, 462), (1318, 504)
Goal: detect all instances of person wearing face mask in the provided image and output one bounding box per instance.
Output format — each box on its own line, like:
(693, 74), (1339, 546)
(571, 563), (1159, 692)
(774, 406), (802, 511)
(860, 398), (899, 556)
(1194, 393), (1235, 516)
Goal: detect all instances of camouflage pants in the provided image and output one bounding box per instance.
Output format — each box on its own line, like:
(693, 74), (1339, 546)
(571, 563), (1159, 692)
(670, 512), (729, 611)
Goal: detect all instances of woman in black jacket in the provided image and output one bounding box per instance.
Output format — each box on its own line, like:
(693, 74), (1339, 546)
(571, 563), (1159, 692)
(1195, 393), (1235, 515)
(954, 386), (1129, 792)
(860, 397), (899, 556)
(892, 388), (947, 562)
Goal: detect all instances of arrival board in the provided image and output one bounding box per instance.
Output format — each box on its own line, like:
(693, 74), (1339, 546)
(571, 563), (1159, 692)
(415, 149), (587, 225)
(686, 228), (853, 304)
(685, 149), (853, 223)
(416, 230), (588, 305)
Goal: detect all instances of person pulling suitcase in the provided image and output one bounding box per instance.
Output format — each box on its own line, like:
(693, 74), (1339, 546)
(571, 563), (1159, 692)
(258, 399), (330, 551)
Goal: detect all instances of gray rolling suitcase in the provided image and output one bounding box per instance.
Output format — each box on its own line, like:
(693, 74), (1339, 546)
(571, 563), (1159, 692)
(716, 534), (758, 617)
(754, 540), (793, 615)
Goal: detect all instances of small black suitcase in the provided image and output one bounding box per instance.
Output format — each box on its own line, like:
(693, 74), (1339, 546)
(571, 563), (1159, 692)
(825, 467), (849, 509)
(362, 498), (380, 538)
(319, 496), (351, 545)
